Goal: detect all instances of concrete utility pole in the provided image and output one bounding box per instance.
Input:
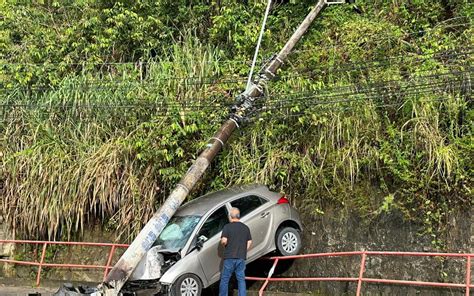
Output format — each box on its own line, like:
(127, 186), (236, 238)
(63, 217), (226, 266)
(101, 1), (347, 294)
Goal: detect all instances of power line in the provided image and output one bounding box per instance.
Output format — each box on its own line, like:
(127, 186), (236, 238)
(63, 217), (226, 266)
(258, 77), (470, 114)
(291, 23), (472, 55)
(1, 91), (467, 125)
(1, 51), (470, 95)
(2, 20), (470, 67)
(254, 96), (467, 125)
(284, 49), (472, 79)
(2, 69), (470, 111)
(264, 70), (472, 106)
(1, 73), (468, 113)
(0, 78), (247, 92)
(3, 46), (470, 83)
(261, 83), (467, 115)
(2, 71), (469, 123)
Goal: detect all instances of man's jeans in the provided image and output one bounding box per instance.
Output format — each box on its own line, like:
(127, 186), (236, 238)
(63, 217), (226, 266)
(219, 258), (246, 296)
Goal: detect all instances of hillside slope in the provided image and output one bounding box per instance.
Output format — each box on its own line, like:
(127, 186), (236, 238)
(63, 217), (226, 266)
(1, 1), (472, 245)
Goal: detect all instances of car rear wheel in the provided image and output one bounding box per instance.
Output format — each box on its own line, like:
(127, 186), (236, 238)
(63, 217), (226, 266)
(276, 227), (301, 256)
(171, 273), (202, 296)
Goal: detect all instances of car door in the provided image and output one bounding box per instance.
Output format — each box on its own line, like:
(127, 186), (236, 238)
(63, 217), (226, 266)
(196, 206), (229, 284)
(230, 195), (271, 260)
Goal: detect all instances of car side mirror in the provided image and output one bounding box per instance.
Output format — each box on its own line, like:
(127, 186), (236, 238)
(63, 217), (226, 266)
(196, 235), (208, 250)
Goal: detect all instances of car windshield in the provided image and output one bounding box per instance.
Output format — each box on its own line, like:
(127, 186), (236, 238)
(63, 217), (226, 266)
(154, 215), (201, 250)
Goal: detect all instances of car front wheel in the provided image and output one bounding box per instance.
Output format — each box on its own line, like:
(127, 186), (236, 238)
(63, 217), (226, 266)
(171, 273), (202, 296)
(276, 227), (302, 256)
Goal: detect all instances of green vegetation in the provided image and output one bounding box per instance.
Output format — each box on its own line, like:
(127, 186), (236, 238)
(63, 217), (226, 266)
(1, 1), (472, 245)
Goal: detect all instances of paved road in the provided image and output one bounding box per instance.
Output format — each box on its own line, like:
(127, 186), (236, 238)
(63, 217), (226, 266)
(0, 285), (57, 296)
(0, 286), (312, 296)
(0, 279), (100, 296)
(0, 282), (310, 296)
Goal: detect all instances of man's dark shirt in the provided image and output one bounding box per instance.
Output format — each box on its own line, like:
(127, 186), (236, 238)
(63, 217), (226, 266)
(221, 221), (252, 260)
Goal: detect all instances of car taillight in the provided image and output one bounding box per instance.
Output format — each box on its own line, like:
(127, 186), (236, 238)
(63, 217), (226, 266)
(277, 196), (289, 204)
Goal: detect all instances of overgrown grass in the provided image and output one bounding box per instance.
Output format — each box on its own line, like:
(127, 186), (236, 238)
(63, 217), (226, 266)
(1, 35), (234, 240)
(1, 3), (472, 243)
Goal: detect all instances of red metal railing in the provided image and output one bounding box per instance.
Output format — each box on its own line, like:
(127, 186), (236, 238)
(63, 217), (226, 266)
(0, 240), (129, 286)
(1, 241), (472, 294)
(246, 251), (473, 296)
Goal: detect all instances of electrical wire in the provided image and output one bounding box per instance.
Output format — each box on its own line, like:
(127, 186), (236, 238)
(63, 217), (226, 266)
(1, 51), (470, 95)
(260, 83), (467, 115)
(284, 49), (472, 79)
(2, 68), (470, 112)
(264, 70), (472, 106)
(4, 46), (468, 86)
(252, 96), (466, 125)
(1, 71), (469, 124)
(2, 20), (471, 66)
(1, 74), (468, 115)
(1, 92), (467, 125)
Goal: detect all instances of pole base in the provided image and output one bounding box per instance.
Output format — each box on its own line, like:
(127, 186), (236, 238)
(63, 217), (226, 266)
(52, 283), (105, 296)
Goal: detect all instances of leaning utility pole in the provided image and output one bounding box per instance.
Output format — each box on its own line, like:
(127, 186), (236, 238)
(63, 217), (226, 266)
(100, 1), (347, 294)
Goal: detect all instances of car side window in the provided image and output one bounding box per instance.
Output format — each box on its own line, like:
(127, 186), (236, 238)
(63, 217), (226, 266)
(230, 195), (267, 218)
(198, 206), (229, 240)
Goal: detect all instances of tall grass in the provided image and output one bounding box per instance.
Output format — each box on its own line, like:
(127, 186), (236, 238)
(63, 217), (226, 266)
(0, 35), (234, 241)
(1, 31), (472, 242)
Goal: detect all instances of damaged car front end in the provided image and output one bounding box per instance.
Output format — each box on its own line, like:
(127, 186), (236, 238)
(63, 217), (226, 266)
(122, 214), (203, 295)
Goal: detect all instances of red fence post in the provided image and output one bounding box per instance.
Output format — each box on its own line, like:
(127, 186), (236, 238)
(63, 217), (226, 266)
(36, 243), (48, 286)
(259, 258), (280, 296)
(356, 252), (367, 296)
(103, 245), (117, 281)
(466, 255), (471, 296)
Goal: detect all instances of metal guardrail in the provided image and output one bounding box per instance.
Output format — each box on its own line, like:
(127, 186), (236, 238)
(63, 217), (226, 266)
(0, 240), (129, 286)
(1, 240), (472, 295)
(245, 251), (474, 296)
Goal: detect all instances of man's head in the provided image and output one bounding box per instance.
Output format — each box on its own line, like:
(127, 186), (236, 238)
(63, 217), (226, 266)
(229, 207), (240, 222)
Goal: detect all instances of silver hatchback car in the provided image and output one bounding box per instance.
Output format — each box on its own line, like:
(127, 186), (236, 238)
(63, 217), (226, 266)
(124, 184), (302, 296)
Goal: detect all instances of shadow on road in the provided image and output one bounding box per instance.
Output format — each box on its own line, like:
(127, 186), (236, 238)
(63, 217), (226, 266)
(204, 257), (295, 295)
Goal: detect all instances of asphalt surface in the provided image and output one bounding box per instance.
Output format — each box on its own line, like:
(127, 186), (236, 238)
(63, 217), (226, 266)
(0, 279), (89, 296)
(0, 285), (57, 296)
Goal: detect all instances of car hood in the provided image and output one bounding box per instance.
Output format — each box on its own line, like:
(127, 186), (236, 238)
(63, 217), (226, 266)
(129, 245), (180, 281)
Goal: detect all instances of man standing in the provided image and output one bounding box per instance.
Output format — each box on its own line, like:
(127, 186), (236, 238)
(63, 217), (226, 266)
(219, 207), (252, 296)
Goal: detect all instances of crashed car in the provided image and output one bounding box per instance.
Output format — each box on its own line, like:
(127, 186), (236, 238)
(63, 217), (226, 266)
(125, 184), (302, 296)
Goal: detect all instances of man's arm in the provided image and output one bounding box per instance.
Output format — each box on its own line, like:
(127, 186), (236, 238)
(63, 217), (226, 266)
(221, 225), (228, 246)
(221, 237), (228, 246)
(247, 227), (252, 250)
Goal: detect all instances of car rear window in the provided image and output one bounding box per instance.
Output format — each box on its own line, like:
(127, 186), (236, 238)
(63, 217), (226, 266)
(230, 195), (267, 218)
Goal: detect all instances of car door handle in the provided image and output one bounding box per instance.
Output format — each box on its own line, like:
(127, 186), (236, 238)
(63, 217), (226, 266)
(260, 212), (269, 218)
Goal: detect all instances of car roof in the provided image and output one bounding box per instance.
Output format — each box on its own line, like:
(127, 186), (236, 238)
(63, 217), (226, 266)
(175, 184), (276, 216)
